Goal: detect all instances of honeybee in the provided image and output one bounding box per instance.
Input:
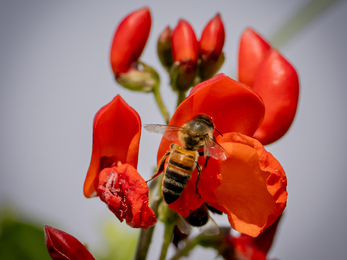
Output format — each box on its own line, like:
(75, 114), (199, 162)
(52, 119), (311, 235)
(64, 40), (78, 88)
(144, 114), (227, 204)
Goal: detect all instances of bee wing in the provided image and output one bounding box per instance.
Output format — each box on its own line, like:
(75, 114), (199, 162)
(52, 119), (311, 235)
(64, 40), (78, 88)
(144, 124), (182, 141)
(204, 136), (228, 161)
(198, 216), (220, 236)
(176, 216), (192, 235)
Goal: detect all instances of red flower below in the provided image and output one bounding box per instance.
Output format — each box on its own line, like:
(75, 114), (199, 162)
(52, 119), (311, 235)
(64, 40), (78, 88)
(44, 225), (95, 260)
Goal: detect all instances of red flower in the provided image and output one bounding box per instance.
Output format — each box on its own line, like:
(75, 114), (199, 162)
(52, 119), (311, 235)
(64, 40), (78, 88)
(83, 95), (156, 228)
(238, 28), (299, 145)
(172, 19), (198, 62)
(110, 7), (151, 74)
(199, 13), (225, 58)
(156, 74), (287, 237)
(44, 225), (95, 260)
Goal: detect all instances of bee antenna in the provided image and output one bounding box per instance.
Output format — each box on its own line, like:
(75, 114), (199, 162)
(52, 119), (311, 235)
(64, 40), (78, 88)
(215, 128), (223, 137)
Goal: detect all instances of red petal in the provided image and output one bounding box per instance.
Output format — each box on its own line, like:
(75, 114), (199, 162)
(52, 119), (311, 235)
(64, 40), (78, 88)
(172, 19), (198, 62)
(97, 164), (157, 229)
(211, 132), (287, 237)
(110, 7), (151, 74)
(44, 225), (95, 260)
(238, 28), (271, 87)
(157, 74), (264, 164)
(84, 95), (141, 198)
(199, 13), (225, 57)
(253, 50), (299, 145)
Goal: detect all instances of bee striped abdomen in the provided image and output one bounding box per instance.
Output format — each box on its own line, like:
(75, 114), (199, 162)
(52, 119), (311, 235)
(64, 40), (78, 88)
(162, 147), (197, 204)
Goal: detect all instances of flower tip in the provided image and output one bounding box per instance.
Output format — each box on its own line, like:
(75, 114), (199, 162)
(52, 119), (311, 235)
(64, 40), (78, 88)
(44, 225), (95, 260)
(238, 27), (271, 87)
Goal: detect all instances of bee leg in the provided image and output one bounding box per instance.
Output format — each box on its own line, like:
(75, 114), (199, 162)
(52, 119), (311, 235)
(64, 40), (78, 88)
(145, 151), (170, 183)
(195, 163), (202, 198)
(198, 152), (210, 169)
(204, 156), (210, 168)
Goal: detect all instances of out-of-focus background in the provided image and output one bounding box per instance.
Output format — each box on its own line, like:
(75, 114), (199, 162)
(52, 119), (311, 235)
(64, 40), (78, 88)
(1, 0), (347, 259)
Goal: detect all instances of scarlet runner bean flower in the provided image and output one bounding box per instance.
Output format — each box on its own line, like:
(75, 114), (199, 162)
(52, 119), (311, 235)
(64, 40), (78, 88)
(170, 19), (198, 92)
(238, 28), (299, 145)
(44, 225), (95, 260)
(83, 95), (156, 229)
(156, 74), (287, 237)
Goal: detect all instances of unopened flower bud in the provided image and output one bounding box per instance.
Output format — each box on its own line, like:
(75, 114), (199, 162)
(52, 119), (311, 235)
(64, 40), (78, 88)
(44, 225), (95, 260)
(199, 13), (225, 58)
(170, 19), (198, 91)
(110, 7), (151, 75)
(198, 14), (226, 81)
(157, 26), (173, 71)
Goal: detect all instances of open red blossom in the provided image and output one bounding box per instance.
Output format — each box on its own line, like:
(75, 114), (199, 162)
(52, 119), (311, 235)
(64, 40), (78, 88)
(156, 74), (287, 237)
(110, 7), (151, 74)
(84, 95), (141, 198)
(97, 164), (157, 228)
(44, 225), (95, 260)
(84, 95), (156, 228)
(238, 28), (299, 145)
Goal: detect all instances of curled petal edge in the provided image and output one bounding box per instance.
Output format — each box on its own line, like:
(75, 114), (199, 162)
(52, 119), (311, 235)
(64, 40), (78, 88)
(212, 132), (287, 237)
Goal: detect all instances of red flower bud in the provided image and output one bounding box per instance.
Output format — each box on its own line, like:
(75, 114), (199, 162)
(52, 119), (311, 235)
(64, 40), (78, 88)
(110, 7), (151, 74)
(172, 19), (198, 62)
(252, 50), (299, 145)
(97, 164), (157, 229)
(238, 28), (271, 87)
(44, 225), (95, 260)
(157, 26), (174, 70)
(199, 13), (225, 57)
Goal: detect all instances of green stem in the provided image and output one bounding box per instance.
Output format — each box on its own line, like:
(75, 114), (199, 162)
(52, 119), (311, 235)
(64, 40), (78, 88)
(169, 235), (201, 260)
(159, 221), (175, 260)
(153, 86), (170, 124)
(176, 91), (186, 108)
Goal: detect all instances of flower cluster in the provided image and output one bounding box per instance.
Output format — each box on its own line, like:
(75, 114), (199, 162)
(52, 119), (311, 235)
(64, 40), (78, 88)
(44, 6), (300, 260)
(88, 4), (298, 239)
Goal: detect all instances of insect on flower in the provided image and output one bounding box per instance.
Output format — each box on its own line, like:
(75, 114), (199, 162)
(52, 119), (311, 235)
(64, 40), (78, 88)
(144, 114), (227, 205)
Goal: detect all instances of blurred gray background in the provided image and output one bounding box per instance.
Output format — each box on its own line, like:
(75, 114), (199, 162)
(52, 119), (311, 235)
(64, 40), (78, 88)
(1, 0), (347, 259)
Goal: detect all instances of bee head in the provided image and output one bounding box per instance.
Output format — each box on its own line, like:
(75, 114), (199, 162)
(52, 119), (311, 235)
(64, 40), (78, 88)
(179, 114), (214, 150)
